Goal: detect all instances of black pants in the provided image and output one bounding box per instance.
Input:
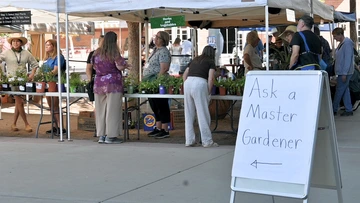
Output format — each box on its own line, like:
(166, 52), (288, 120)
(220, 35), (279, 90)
(148, 98), (170, 123)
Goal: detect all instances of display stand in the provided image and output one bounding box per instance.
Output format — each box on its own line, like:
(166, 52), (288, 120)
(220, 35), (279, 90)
(230, 71), (342, 203)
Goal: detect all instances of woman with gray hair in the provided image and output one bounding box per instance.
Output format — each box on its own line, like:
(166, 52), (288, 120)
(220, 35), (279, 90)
(243, 31), (263, 75)
(143, 31), (172, 139)
(182, 46), (218, 148)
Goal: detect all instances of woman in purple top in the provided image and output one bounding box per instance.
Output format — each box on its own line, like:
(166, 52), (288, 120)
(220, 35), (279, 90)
(92, 31), (131, 144)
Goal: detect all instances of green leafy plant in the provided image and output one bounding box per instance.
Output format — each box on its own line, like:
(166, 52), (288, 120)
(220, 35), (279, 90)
(269, 44), (291, 70)
(155, 75), (170, 89)
(139, 80), (158, 94)
(168, 76), (182, 94)
(0, 67), (8, 84)
(45, 72), (57, 82)
(33, 64), (51, 82)
(69, 72), (82, 87)
(60, 74), (67, 84)
(124, 74), (139, 87)
(8, 69), (27, 86)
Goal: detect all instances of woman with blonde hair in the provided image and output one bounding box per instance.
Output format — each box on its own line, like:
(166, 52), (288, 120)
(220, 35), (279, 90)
(182, 45), (218, 148)
(93, 31), (132, 144)
(243, 31), (263, 75)
(43, 39), (66, 135)
(0, 36), (39, 132)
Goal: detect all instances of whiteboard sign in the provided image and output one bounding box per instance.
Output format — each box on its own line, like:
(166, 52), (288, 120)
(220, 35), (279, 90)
(232, 71), (322, 185)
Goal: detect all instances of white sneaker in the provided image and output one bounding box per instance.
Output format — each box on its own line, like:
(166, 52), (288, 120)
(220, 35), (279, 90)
(203, 142), (219, 148)
(185, 142), (197, 147)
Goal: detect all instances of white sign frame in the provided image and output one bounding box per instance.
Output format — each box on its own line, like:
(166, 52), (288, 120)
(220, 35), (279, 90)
(230, 71), (343, 203)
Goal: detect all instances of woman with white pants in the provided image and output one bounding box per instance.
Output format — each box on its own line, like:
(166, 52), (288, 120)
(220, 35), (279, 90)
(183, 46), (218, 148)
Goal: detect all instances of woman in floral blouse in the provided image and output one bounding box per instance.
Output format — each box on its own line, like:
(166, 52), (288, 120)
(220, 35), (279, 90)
(92, 31), (131, 144)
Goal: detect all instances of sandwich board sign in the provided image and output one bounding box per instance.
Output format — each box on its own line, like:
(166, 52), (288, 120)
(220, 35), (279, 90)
(230, 71), (343, 203)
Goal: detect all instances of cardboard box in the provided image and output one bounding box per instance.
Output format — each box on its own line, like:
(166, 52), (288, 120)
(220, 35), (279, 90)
(78, 111), (96, 131)
(77, 111), (131, 131)
(79, 111), (94, 118)
(78, 117), (96, 131)
(142, 112), (174, 131)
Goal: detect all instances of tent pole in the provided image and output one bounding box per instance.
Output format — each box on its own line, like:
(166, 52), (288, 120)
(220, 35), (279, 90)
(265, 5), (269, 71)
(139, 22), (142, 76)
(144, 19), (149, 82)
(66, 14), (71, 141)
(56, 11), (64, 141)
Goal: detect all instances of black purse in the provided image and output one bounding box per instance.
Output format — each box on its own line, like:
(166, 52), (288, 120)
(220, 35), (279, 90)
(86, 79), (94, 101)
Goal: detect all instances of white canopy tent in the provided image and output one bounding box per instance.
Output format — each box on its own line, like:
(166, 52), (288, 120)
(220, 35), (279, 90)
(0, 25), (22, 33)
(0, 7), (122, 24)
(0, 0), (334, 141)
(65, 0), (334, 27)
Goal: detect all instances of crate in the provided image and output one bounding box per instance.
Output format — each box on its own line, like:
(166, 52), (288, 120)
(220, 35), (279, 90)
(78, 111), (96, 131)
(171, 109), (184, 123)
(79, 111), (94, 118)
(77, 111), (131, 131)
(78, 117), (96, 131)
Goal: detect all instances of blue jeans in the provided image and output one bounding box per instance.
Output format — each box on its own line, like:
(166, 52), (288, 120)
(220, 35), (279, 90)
(333, 75), (352, 112)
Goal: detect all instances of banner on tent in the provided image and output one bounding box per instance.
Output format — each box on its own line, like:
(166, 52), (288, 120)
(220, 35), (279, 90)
(0, 11), (31, 26)
(150, 15), (185, 29)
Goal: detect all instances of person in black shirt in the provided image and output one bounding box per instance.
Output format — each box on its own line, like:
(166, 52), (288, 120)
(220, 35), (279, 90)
(86, 35), (104, 82)
(182, 46), (218, 148)
(289, 15), (321, 70)
(314, 26), (331, 66)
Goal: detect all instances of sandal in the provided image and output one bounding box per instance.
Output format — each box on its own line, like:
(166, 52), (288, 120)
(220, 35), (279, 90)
(11, 124), (19, 132)
(25, 125), (33, 132)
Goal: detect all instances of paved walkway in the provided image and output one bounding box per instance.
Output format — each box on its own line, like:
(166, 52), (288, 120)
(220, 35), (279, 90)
(0, 103), (359, 202)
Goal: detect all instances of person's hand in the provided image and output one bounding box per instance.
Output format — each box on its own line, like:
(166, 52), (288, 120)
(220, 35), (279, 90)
(28, 72), (35, 81)
(341, 75), (346, 83)
(126, 64), (133, 70)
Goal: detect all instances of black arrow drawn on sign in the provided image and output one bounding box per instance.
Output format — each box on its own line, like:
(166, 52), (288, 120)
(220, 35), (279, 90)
(251, 160), (282, 169)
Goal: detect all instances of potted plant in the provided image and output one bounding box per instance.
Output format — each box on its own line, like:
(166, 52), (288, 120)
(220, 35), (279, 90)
(45, 72), (58, 92)
(235, 77), (246, 96)
(124, 73), (139, 94)
(77, 79), (87, 93)
(60, 73), (67, 92)
(139, 80), (158, 94)
(34, 64), (49, 93)
(156, 75), (169, 94)
(214, 77), (229, 95)
(269, 44), (291, 70)
(0, 67), (9, 91)
(69, 72), (82, 93)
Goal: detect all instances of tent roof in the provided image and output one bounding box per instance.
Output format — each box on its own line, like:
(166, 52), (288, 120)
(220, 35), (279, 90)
(1, 0), (334, 28)
(0, 25), (22, 33)
(65, 0), (334, 27)
(334, 11), (356, 23)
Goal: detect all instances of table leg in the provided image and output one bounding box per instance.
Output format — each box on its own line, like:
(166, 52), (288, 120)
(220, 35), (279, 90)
(36, 98), (44, 138)
(212, 100), (219, 131)
(230, 101), (237, 133)
(124, 97), (128, 141)
(0, 94), (2, 120)
(137, 98), (140, 140)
